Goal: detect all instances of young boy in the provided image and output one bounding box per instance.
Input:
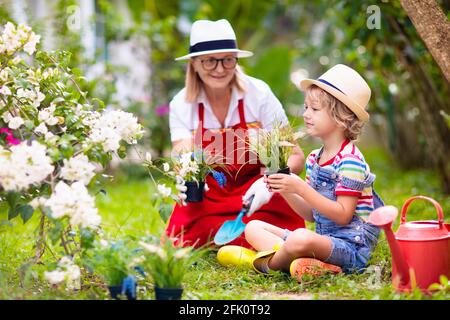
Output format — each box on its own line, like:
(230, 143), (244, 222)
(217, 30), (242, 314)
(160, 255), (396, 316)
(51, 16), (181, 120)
(244, 64), (384, 281)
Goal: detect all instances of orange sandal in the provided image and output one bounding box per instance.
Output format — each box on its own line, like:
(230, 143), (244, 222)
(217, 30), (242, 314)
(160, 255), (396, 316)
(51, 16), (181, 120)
(290, 258), (342, 282)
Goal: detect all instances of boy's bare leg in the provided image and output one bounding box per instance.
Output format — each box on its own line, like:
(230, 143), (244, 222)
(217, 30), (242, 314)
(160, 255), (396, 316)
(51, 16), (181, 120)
(245, 220), (286, 251)
(269, 228), (333, 271)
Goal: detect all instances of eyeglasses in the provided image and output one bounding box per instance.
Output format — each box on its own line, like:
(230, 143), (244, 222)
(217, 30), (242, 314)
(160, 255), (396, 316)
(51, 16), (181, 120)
(199, 57), (238, 71)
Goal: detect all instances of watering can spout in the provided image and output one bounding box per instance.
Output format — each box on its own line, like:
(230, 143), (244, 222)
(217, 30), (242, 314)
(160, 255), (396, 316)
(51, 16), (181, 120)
(368, 205), (410, 286)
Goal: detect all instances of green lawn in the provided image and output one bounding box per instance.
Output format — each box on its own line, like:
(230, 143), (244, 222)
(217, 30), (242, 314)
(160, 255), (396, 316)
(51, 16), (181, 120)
(1, 146), (449, 299)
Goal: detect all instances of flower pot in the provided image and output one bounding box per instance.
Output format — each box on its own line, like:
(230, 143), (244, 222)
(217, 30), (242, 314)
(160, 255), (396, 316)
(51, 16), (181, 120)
(264, 167), (291, 176)
(154, 286), (183, 300)
(185, 181), (205, 202)
(108, 284), (137, 300)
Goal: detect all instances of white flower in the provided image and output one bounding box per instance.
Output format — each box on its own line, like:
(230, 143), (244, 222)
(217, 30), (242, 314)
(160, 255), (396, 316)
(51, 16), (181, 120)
(38, 104), (57, 124)
(45, 181), (101, 229)
(8, 116), (24, 129)
(34, 122), (48, 135)
(88, 109), (144, 152)
(44, 270), (66, 285)
(0, 141), (54, 191)
(45, 116), (59, 126)
(0, 69), (8, 81)
(145, 152), (152, 163)
(65, 264), (81, 290)
(99, 239), (109, 248)
(44, 257), (80, 290)
(157, 183), (172, 197)
(11, 57), (22, 65)
(0, 85), (11, 95)
(60, 154), (96, 185)
(163, 162), (170, 172)
(23, 32), (40, 55)
(1, 111), (12, 123)
(44, 131), (55, 141)
(29, 196), (47, 209)
(58, 256), (73, 268)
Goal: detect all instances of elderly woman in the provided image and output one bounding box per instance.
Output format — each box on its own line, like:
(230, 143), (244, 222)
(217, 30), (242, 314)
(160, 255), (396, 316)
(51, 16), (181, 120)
(166, 19), (305, 249)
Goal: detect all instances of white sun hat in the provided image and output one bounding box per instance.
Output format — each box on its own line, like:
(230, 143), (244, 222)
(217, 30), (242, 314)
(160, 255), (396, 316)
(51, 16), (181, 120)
(299, 64), (371, 122)
(175, 19), (253, 61)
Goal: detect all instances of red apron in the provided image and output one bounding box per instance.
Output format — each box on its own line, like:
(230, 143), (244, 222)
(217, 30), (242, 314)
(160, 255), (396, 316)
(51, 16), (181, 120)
(165, 99), (305, 248)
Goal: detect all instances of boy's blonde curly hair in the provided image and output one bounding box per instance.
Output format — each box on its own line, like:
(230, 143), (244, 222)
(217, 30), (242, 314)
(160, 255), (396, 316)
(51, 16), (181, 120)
(306, 85), (364, 140)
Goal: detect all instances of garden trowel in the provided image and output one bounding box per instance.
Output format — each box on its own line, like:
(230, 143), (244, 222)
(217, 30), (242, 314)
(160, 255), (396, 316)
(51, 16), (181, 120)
(214, 195), (255, 245)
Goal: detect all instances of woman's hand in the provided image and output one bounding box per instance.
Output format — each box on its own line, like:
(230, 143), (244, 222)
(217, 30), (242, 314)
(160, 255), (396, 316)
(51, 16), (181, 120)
(265, 173), (305, 194)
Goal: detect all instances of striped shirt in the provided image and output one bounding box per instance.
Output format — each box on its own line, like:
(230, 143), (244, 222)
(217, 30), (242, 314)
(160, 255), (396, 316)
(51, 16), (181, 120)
(305, 140), (374, 217)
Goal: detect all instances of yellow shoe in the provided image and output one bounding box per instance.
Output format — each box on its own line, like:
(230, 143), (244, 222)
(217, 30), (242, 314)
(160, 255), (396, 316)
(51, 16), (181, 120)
(252, 243), (283, 274)
(217, 245), (256, 268)
(252, 250), (281, 274)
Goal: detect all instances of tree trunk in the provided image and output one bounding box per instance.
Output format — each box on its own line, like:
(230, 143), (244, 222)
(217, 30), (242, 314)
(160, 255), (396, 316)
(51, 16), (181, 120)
(400, 0), (450, 84)
(386, 14), (450, 193)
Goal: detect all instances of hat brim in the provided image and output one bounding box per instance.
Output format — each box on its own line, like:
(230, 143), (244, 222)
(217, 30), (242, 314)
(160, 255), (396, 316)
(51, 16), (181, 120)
(175, 49), (253, 61)
(299, 79), (369, 122)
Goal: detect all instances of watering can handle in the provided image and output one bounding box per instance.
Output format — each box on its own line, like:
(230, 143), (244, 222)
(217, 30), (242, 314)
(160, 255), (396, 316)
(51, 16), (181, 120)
(400, 195), (444, 227)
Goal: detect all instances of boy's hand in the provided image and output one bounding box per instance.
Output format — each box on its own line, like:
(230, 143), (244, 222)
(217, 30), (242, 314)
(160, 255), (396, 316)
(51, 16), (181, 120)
(265, 173), (305, 194)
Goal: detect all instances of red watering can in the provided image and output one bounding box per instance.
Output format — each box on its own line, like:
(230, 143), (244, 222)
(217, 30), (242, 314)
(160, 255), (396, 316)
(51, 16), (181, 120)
(368, 195), (450, 292)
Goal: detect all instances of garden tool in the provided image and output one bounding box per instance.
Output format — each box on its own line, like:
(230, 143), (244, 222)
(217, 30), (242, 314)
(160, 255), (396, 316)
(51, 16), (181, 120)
(368, 196), (450, 292)
(214, 195), (255, 245)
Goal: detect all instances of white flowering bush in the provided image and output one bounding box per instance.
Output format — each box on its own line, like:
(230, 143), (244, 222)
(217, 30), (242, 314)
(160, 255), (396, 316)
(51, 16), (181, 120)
(0, 22), (144, 263)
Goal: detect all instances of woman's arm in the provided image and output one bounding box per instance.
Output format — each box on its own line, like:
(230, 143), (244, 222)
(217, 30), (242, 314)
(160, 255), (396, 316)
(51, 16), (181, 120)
(172, 138), (193, 154)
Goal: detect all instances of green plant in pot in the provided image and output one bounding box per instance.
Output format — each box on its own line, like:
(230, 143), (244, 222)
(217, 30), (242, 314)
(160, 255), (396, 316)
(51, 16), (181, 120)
(249, 122), (306, 176)
(139, 235), (207, 300)
(84, 239), (137, 300)
(144, 149), (226, 204)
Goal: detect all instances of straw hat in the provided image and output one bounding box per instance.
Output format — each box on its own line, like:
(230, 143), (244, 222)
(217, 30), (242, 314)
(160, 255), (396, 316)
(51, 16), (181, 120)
(175, 19), (253, 61)
(299, 64), (371, 122)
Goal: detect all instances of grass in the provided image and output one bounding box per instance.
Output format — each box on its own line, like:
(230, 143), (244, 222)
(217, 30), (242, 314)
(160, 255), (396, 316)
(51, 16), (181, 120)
(0, 145), (449, 300)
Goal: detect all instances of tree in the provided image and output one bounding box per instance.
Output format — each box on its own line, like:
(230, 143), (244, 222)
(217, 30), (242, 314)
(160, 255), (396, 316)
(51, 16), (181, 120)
(400, 0), (450, 84)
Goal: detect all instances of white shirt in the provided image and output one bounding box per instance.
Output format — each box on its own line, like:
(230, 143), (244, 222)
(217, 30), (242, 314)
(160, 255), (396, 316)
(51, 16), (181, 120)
(169, 75), (288, 142)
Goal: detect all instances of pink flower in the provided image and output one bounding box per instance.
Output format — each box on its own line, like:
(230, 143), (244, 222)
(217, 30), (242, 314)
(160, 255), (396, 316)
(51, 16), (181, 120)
(155, 104), (170, 117)
(6, 135), (20, 145)
(0, 127), (20, 145)
(0, 128), (12, 135)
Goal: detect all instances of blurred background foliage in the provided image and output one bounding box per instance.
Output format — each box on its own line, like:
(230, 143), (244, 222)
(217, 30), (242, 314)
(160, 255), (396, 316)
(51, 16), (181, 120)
(0, 0), (449, 192)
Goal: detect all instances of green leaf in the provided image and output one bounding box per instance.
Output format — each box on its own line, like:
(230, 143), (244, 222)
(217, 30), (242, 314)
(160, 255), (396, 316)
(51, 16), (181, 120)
(80, 228), (95, 249)
(8, 207), (20, 220)
(5, 192), (20, 208)
(158, 202), (173, 223)
(439, 275), (449, 285)
(18, 205), (34, 223)
(117, 145), (127, 159)
(52, 97), (65, 104)
(48, 220), (64, 244)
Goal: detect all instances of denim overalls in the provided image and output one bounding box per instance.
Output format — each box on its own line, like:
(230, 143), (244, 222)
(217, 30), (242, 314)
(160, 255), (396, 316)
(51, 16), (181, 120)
(307, 150), (384, 273)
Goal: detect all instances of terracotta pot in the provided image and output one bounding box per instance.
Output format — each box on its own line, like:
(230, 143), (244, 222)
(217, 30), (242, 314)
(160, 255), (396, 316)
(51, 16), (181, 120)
(185, 181), (205, 202)
(154, 286), (183, 300)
